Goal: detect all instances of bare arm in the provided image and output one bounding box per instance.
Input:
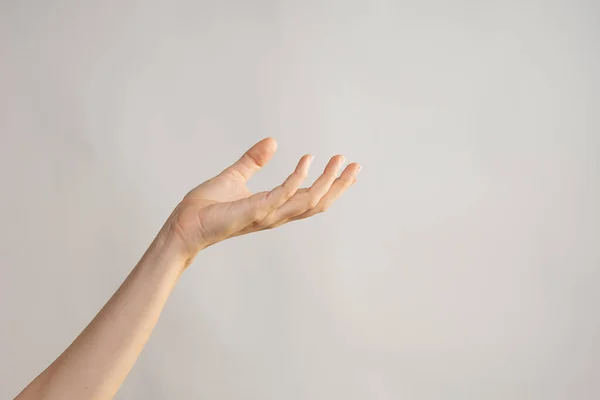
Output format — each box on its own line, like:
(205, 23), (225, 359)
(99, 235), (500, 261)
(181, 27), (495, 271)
(15, 234), (187, 400)
(15, 138), (360, 400)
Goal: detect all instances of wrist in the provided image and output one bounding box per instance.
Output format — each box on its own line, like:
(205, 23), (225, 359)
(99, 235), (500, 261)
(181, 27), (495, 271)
(147, 230), (192, 273)
(154, 222), (206, 271)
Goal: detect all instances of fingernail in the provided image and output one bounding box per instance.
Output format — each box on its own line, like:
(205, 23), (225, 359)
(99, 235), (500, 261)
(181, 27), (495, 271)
(308, 155), (314, 166)
(356, 165), (362, 174)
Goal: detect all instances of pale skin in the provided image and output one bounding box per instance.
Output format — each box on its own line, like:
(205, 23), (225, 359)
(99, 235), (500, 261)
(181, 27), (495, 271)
(15, 138), (361, 400)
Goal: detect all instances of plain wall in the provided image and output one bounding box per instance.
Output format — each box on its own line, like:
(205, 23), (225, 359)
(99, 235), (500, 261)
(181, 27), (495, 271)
(1, 1), (599, 399)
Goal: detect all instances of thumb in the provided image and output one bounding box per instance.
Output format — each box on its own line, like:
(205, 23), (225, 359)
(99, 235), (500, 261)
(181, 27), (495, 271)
(222, 137), (277, 181)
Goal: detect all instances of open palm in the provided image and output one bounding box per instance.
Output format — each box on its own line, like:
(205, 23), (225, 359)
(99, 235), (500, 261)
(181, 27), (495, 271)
(166, 138), (360, 256)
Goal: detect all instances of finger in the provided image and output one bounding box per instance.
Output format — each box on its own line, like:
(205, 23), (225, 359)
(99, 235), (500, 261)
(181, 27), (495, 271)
(222, 137), (278, 182)
(287, 162), (360, 222)
(262, 154), (313, 210)
(261, 155), (344, 224)
(308, 154), (345, 200)
(235, 154), (313, 227)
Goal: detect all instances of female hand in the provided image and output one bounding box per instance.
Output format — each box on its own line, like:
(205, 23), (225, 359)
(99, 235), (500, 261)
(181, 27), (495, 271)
(162, 137), (361, 262)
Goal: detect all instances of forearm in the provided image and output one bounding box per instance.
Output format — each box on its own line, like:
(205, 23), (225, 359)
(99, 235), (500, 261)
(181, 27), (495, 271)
(16, 232), (189, 400)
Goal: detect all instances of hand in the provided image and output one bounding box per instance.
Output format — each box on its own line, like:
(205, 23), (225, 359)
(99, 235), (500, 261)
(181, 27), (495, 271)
(162, 138), (361, 262)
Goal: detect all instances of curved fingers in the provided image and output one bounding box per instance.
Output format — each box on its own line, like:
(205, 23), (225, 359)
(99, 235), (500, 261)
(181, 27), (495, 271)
(228, 157), (359, 238)
(282, 162), (360, 224)
(261, 154), (313, 210)
(228, 154), (313, 234)
(259, 155), (344, 226)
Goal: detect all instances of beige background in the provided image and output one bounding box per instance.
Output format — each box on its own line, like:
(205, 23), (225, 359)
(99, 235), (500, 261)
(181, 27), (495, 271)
(1, 1), (599, 399)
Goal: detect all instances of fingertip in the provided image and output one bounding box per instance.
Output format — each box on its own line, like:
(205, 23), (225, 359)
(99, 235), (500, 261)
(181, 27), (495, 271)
(262, 137), (278, 152)
(322, 154), (344, 173)
(299, 154), (314, 170)
(244, 137), (278, 171)
(292, 154), (312, 174)
(345, 161), (358, 170)
(339, 162), (360, 179)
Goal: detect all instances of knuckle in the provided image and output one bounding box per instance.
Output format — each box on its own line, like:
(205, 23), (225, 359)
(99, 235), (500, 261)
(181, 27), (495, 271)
(307, 197), (320, 208)
(244, 152), (261, 168)
(284, 187), (296, 199)
(282, 181), (295, 195)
